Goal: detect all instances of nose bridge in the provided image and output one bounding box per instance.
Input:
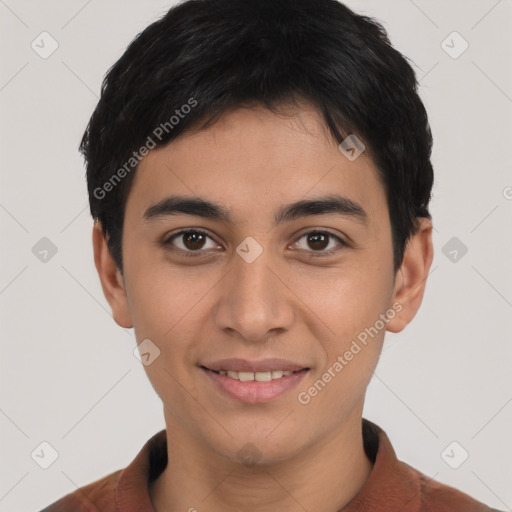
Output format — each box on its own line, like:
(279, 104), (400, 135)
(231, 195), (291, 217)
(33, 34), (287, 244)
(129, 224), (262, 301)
(235, 246), (275, 305)
(214, 239), (293, 341)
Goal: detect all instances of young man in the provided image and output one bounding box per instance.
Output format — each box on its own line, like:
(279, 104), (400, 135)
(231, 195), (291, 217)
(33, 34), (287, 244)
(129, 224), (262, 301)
(41, 0), (501, 510)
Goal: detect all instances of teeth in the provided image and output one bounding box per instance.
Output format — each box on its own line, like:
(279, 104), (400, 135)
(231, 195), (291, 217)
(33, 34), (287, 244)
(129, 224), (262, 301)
(217, 369), (295, 381)
(255, 372), (272, 382)
(239, 371), (256, 382)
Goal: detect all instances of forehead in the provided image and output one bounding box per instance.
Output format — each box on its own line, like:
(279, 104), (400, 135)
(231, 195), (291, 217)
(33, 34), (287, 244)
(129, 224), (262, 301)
(125, 105), (387, 227)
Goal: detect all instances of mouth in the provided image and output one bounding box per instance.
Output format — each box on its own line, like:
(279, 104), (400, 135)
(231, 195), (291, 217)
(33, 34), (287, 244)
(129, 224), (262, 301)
(199, 359), (310, 403)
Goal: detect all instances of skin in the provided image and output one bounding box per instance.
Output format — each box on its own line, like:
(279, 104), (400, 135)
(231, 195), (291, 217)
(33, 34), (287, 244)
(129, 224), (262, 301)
(93, 103), (433, 512)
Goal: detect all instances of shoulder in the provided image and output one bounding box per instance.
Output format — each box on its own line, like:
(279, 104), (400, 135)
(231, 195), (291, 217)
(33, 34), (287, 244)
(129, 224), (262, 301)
(411, 465), (503, 512)
(359, 420), (503, 512)
(39, 469), (122, 512)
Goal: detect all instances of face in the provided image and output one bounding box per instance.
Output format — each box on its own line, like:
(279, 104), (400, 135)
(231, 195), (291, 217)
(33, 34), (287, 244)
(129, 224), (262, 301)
(95, 103), (432, 464)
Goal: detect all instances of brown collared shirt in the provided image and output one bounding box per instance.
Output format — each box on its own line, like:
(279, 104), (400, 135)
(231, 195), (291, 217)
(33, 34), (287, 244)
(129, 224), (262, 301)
(40, 419), (502, 511)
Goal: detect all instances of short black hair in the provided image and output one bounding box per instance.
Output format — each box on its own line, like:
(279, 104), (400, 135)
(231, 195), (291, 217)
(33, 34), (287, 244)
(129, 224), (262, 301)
(81, 0), (434, 275)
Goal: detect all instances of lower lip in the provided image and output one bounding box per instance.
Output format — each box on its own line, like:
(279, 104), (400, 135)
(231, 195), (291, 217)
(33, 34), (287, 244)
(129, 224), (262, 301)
(201, 367), (309, 404)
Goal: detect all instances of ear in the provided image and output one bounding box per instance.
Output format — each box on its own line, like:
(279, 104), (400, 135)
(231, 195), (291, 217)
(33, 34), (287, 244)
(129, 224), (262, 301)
(92, 221), (133, 329)
(386, 217), (434, 333)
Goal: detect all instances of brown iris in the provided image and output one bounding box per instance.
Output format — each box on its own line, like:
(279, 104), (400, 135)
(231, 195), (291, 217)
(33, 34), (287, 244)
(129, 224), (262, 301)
(182, 231), (207, 250)
(306, 232), (329, 251)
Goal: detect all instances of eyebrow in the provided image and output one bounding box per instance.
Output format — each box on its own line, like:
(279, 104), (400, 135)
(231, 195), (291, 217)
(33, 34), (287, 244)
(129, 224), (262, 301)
(143, 194), (368, 227)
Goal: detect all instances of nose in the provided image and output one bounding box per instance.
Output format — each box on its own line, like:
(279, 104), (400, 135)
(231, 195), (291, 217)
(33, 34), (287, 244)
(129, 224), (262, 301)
(213, 244), (294, 344)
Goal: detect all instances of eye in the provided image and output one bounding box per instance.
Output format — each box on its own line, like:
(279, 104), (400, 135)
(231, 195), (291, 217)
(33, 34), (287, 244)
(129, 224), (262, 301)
(162, 229), (219, 256)
(293, 230), (348, 257)
(161, 228), (349, 258)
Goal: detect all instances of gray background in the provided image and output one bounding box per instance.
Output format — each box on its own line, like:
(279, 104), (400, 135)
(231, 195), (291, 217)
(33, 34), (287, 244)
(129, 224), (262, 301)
(1, 0), (511, 510)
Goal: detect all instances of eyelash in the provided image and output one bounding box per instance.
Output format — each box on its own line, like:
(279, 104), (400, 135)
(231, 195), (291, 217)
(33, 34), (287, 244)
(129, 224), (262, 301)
(161, 228), (349, 258)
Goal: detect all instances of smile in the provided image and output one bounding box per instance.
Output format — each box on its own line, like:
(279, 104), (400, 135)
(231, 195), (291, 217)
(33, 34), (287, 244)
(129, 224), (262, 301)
(211, 369), (294, 381)
(201, 366), (310, 403)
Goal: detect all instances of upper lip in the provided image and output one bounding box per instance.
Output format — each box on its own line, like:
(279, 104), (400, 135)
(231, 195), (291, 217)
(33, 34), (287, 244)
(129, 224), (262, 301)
(201, 358), (309, 373)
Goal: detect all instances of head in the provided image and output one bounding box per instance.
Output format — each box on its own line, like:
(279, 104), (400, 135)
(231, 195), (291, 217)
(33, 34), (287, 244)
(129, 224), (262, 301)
(88, 0), (434, 464)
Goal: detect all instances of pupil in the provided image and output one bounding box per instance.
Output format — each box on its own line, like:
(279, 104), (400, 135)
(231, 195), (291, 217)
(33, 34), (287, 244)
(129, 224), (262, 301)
(309, 233), (328, 250)
(185, 232), (205, 250)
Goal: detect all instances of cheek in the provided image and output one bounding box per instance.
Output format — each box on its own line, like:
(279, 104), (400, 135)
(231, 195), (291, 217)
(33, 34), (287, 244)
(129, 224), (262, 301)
(124, 259), (222, 384)
(295, 272), (388, 415)
(300, 258), (392, 338)
(125, 265), (209, 408)
(295, 252), (393, 395)
(124, 245), (207, 338)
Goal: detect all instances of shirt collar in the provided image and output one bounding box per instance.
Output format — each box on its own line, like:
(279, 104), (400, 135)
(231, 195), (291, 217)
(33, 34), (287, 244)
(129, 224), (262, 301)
(343, 420), (422, 511)
(115, 418), (422, 511)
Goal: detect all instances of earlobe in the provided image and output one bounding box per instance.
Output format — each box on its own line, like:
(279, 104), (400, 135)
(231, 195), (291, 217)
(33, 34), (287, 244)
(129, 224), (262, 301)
(386, 218), (434, 333)
(92, 221), (133, 329)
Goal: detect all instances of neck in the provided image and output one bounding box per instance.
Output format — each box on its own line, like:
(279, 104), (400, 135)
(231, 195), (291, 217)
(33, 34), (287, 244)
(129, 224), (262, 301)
(149, 408), (373, 512)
